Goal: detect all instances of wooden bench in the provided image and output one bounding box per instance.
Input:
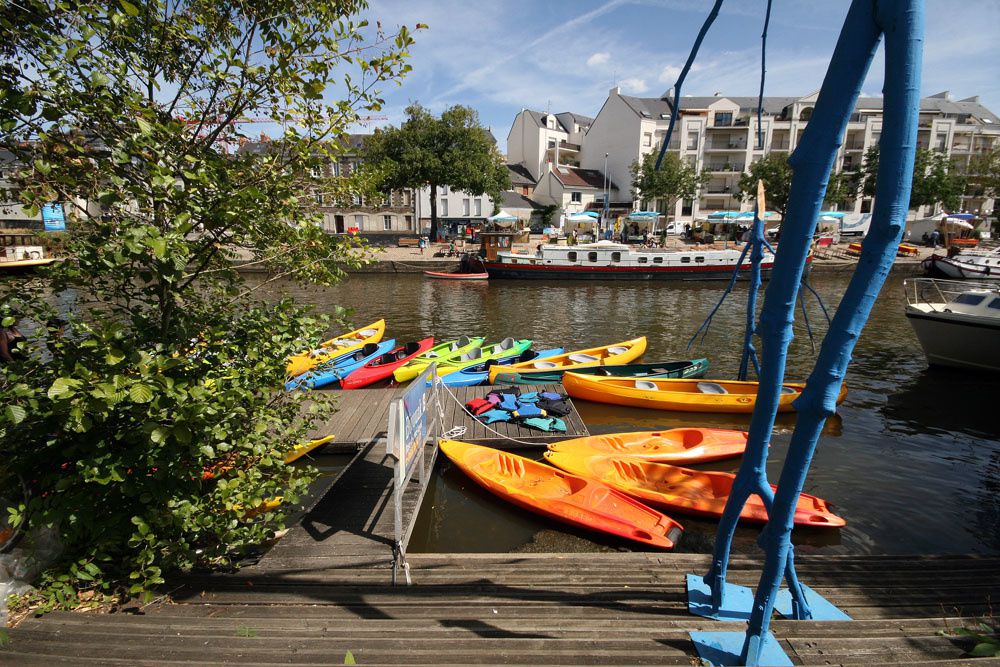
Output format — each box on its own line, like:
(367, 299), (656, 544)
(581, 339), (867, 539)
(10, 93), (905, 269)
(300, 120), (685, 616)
(397, 237), (420, 248)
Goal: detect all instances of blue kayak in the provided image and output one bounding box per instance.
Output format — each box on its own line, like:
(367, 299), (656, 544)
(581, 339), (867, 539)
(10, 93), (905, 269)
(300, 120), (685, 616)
(439, 348), (565, 387)
(286, 339), (397, 391)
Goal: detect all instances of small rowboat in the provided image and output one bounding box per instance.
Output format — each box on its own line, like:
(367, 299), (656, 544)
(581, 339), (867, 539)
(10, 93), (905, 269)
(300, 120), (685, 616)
(393, 336), (485, 383)
(487, 336), (647, 385)
(496, 358), (709, 385)
(341, 338), (435, 389)
(423, 270), (489, 280)
(286, 319), (385, 377)
(440, 440), (683, 549)
(543, 452), (845, 528)
(440, 347), (565, 387)
(561, 373), (847, 414)
(285, 339), (396, 390)
(435, 337), (532, 377)
(546, 428), (749, 465)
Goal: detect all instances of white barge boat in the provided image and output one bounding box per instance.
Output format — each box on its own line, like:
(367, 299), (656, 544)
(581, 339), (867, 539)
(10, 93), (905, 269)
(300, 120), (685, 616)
(922, 246), (1000, 281)
(903, 278), (1000, 373)
(481, 240), (778, 281)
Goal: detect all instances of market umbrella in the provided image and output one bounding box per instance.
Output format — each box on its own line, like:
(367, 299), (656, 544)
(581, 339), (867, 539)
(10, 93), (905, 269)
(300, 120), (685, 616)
(489, 210), (518, 222)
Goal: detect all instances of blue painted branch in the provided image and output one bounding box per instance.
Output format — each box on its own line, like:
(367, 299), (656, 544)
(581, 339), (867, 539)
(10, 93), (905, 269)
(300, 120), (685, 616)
(756, 0), (774, 149)
(740, 1), (923, 664)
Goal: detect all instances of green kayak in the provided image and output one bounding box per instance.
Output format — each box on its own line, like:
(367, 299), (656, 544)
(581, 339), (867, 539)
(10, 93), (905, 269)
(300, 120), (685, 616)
(491, 358), (709, 385)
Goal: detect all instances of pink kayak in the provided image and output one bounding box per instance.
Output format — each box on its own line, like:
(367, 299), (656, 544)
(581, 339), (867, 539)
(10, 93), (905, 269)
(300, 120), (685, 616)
(340, 337), (435, 389)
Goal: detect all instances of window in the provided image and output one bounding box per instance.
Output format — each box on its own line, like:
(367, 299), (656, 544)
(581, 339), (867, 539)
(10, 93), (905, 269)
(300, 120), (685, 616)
(694, 256), (705, 263)
(352, 193), (363, 206)
(588, 252), (598, 262)
(332, 162), (341, 177)
(314, 193), (324, 206)
(714, 112), (733, 127)
(571, 191), (582, 203)
(653, 256), (663, 264)
(548, 138), (556, 149)
(935, 134), (947, 150)
(441, 185), (449, 194)
(440, 200), (449, 216)
(567, 251), (577, 262)
(353, 214), (365, 229)
(383, 215), (393, 231)
(687, 132), (699, 150)
(637, 256), (648, 264)
(988, 298), (1000, 310)
(611, 252), (621, 262)
(463, 198), (470, 216)
(310, 165), (323, 178)
(681, 256), (691, 264)
(404, 215), (413, 229)
(474, 199), (482, 216)
(643, 132), (652, 147)
(954, 293), (986, 306)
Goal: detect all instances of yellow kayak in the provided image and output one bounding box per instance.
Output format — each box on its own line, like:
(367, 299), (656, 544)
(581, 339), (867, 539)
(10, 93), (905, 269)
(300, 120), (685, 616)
(487, 336), (647, 384)
(393, 336), (485, 383)
(286, 320), (385, 377)
(562, 374), (847, 414)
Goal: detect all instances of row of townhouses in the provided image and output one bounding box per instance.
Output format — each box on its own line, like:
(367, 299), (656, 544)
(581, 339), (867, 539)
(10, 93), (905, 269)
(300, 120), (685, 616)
(4, 91), (997, 235)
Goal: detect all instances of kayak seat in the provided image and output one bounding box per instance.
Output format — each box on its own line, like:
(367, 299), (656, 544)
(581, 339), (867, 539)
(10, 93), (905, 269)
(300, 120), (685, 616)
(697, 381), (729, 395)
(533, 360), (558, 369)
(568, 353), (599, 363)
(607, 346), (628, 355)
(494, 337), (515, 353)
(358, 328), (378, 337)
(462, 348), (484, 362)
(780, 386), (797, 394)
(453, 335), (471, 350)
(403, 341), (421, 355)
(634, 380), (659, 391)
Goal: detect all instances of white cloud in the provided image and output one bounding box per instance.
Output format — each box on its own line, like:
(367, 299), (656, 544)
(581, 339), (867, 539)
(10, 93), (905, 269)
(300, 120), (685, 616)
(658, 65), (682, 83)
(587, 52), (611, 67)
(620, 78), (649, 94)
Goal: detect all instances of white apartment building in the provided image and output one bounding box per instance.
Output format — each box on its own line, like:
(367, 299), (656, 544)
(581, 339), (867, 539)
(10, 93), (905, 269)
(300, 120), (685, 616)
(579, 87), (1000, 221)
(507, 110), (594, 181)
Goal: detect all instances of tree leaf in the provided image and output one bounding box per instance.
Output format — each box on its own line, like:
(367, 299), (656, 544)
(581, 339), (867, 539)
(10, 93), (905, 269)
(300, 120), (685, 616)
(343, 651), (357, 665)
(118, 0), (139, 16)
(48, 377), (76, 399)
(136, 117), (152, 135)
(129, 383), (154, 403)
(5, 404), (26, 425)
(148, 237), (167, 259)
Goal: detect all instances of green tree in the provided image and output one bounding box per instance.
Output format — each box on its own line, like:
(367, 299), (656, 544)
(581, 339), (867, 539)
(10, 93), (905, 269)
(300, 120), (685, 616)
(857, 147), (967, 211)
(363, 104), (510, 241)
(0, 0), (417, 607)
(738, 154), (793, 222)
(629, 152), (706, 222)
(823, 171), (855, 209)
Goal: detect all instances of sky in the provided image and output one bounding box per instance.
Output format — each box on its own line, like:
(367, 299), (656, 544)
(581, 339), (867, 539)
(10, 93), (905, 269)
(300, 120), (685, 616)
(357, 0), (1000, 153)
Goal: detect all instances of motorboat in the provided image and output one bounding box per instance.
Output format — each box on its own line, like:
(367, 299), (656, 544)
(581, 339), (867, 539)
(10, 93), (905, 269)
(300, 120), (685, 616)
(903, 278), (1000, 373)
(922, 246), (1000, 281)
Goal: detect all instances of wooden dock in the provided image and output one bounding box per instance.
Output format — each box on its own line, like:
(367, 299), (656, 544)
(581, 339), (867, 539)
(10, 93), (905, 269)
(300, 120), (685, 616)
(307, 383), (589, 450)
(6, 553), (1000, 665)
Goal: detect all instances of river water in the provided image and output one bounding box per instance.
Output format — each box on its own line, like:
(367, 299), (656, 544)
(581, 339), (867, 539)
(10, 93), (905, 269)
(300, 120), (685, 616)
(270, 271), (1000, 556)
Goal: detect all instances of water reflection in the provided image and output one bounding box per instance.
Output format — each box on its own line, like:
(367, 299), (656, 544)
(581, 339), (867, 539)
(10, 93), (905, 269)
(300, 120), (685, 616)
(261, 272), (1000, 555)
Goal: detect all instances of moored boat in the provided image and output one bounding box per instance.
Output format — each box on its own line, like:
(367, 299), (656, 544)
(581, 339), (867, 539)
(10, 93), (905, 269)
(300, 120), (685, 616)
(435, 337), (532, 377)
(922, 247), (1000, 281)
(903, 277), (1000, 373)
(286, 319), (385, 377)
(494, 358), (708, 385)
(482, 240), (778, 281)
(286, 339), (396, 390)
(486, 336), (647, 384)
(393, 336), (484, 382)
(439, 347), (565, 387)
(440, 440), (683, 549)
(561, 373), (847, 414)
(341, 337), (436, 389)
(423, 270), (489, 280)
(546, 428), (749, 465)
(543, 452), (845, 528)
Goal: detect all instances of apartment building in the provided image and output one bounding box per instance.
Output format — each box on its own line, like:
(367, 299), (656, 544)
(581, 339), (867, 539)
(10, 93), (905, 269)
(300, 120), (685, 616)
(579, 87), (1000, 221)
(239, 135), (418, 236)
(507, 109), (594, 181)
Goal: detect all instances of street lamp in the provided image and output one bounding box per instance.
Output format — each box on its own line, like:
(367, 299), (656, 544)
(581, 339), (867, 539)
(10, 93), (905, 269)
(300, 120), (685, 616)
(602, 152), (610, 239)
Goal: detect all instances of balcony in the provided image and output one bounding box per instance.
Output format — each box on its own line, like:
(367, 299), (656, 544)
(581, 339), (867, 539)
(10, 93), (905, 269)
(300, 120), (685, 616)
(705, 141), (747, 151)
(706, 163), (745, 173)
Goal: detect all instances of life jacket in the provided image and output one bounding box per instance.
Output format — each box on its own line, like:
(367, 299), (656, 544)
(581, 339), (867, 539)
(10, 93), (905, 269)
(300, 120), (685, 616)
(478, 409), (513, 424)
(522, 417), (567, 433)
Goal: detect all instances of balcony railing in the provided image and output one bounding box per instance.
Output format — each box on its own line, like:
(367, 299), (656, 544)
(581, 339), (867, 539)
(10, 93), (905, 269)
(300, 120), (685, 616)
(706, 163), (745, 172)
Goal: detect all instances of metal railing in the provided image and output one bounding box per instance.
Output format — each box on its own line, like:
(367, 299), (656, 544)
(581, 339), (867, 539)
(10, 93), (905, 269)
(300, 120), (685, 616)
(903, 277), (999, 310)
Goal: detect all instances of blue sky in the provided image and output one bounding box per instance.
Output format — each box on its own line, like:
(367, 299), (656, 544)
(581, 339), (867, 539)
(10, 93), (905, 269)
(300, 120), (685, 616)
(360, 0), (1000, 153)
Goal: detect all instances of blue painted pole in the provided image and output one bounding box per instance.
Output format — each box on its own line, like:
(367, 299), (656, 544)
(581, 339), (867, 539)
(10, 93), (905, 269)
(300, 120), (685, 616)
(737, 215), (764, 381)
(740, 1), (924, 664)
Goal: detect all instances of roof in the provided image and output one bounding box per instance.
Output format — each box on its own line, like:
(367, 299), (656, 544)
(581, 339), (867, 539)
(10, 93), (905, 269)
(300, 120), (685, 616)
(551, 166), (618, 191)
(506, 163), (536, 187)
(499, 191), (544, 210)
(523, 109), (594, 133)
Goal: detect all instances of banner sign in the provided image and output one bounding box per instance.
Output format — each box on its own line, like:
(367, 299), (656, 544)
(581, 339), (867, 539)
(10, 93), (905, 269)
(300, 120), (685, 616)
(41, 203), (66, 232)
(388, 363), (435, 488)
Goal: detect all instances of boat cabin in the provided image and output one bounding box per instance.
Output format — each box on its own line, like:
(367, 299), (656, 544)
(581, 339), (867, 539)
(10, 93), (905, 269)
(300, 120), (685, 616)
(479, 231), (520, 261)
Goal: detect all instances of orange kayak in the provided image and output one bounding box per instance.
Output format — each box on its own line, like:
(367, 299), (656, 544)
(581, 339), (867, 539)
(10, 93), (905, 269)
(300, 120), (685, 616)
(547, 428), (749, 464)
(543, 452), (845, 528)
(439, 440), (683, 549)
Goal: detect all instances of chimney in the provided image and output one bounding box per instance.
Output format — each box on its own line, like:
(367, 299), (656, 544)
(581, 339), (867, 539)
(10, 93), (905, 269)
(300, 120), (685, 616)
(609, 86), (620, 97)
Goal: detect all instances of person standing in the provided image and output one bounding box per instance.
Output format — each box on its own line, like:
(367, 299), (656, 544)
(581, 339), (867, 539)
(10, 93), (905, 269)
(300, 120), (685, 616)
(418, 236), (426, 254)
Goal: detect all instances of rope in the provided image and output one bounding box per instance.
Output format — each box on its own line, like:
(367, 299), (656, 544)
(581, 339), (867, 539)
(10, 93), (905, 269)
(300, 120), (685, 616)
(435, 380), (557, 448)
(654, 0), (726, 170)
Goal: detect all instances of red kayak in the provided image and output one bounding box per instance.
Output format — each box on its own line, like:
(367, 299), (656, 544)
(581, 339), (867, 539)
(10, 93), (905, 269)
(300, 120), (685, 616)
(341, 337), (435, 389)
(423, 271), (489, 280)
